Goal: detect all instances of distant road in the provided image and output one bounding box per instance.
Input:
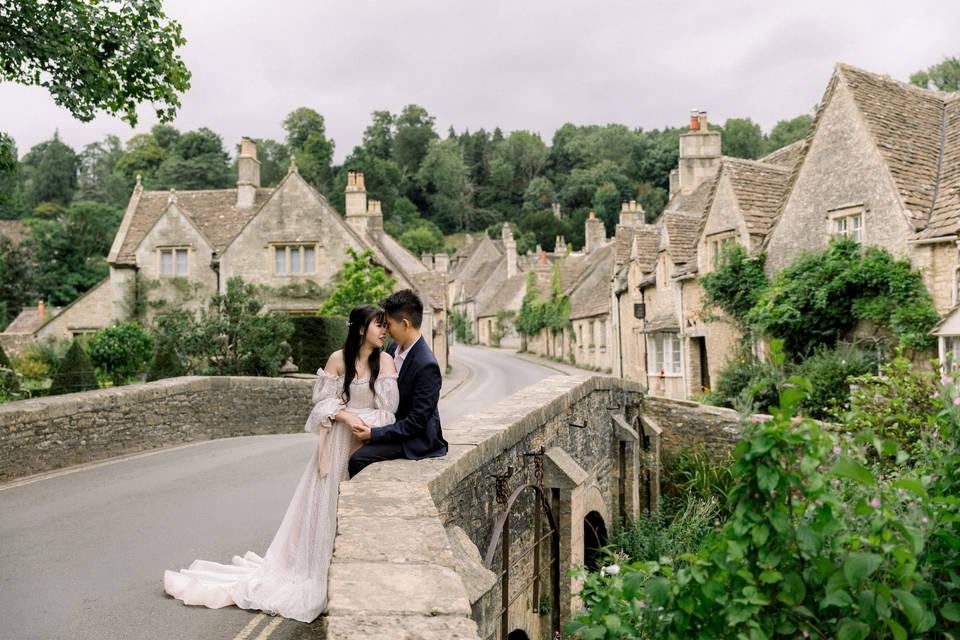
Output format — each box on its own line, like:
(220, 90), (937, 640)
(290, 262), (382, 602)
(0, 345), (562, 640)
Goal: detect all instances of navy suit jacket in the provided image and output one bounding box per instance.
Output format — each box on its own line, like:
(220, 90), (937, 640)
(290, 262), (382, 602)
(370, 336), (448, 460)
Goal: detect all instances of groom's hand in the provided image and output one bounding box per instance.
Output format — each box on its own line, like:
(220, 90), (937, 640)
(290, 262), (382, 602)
(351, 421), (372, 443)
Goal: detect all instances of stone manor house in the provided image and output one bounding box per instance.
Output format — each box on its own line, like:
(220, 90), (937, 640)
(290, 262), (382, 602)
(2, 141), (449, 370)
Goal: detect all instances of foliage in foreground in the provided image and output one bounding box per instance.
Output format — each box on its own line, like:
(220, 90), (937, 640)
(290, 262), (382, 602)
(569, 342), (960, 639)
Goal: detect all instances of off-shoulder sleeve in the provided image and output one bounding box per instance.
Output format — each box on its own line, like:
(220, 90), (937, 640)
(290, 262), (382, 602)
(305, 370), (346, 434)
(373, 375), (400, 413)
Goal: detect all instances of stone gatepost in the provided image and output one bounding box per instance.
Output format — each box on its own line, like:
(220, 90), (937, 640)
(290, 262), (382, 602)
(542, 446), (589, 623)
(639, 414), (663, 511)
(611, 413), (641, 523)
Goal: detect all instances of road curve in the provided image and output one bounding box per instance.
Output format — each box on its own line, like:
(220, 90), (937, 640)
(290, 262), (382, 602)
(0, 345), (562, 640)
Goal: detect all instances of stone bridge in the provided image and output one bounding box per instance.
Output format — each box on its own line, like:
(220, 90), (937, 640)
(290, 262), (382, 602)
(0, 372), (746, 639)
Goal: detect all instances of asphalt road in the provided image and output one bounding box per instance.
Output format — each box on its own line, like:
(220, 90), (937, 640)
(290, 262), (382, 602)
(0, 345), (565, 640)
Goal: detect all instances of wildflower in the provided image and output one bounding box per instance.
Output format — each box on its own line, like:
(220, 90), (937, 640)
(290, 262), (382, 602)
(933, 430), (940, 438)
(802, 631), (810, 639)
(833, 446), (841, 455)
(601, 564), (620, 576)
(954, 397), (960, 406)
(870, 498), (881, 509)
(933, 390), (940, 398)
(942, 375), (952, 384)
(834, 479), (841, 488)
(922, 516), (929, 524)
(637, 600), (647, 609)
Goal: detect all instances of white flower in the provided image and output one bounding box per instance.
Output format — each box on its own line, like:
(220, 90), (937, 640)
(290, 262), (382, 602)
(601, 564), (620, 576)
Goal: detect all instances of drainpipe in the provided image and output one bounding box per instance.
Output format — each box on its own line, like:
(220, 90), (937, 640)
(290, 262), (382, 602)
(210, 255), (220, 293)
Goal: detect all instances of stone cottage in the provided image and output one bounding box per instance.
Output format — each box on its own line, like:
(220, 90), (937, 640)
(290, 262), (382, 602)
(3, 140), (449, 370)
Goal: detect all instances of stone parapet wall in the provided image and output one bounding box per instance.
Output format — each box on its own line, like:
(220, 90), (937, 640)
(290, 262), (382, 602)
(641, 394), (747, 455)
(0, 376), (314, 482)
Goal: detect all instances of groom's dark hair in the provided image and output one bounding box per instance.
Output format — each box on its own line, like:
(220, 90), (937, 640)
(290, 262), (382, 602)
(382, 289), (423, 328)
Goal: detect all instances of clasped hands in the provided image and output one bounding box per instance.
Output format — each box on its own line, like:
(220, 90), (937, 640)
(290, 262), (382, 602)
(337, 410), (372, 443)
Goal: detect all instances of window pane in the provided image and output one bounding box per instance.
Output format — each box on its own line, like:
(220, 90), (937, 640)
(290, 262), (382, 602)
(275, 247), (285, 274)
(175, 249), (188, 275)
(304, 246), (315, 273)
(290, 246), (301, 273)
(670, 335), (682, 373)
(160, 250), (172, 275)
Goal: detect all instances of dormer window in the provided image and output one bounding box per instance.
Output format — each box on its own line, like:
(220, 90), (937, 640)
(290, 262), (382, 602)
(829, 204), (864, 243)
(273, 243), (317, 275)
(159, 247), (189, 276)
(706, 232), (737, 271)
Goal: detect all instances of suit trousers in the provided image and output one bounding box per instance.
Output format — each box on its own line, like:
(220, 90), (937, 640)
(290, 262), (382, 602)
(348, 441), (406, 478)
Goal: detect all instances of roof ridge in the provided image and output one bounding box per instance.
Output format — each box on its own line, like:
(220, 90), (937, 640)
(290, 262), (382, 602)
(722, 156), (791, 172)
(928, 101), (949, 225)
(836, 62), (960, 101)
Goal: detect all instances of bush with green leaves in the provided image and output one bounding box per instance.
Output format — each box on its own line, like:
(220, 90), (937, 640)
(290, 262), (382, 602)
(712, 345), (784, 413)
(48, 340), (99, 395)
(88, 321), (155, 386)
(661, 448), (736, 515)
(515, 262), (570, 337)
(450, 308), (475, 344)
(145, 343), (184, 381)
(319, 247), (397, 317)
(568, 342), (960, 639)
(288, 315), (347, 374)
(609, 496), (721, 567)
(795, 343), (877, 420)
(700, 244), (769, 325)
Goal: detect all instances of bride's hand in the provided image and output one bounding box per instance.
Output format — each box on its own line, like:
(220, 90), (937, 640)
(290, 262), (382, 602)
(336, 410), (366, 430)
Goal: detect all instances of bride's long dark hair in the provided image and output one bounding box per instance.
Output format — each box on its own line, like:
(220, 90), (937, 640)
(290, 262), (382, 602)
(341, 304), (385, 404)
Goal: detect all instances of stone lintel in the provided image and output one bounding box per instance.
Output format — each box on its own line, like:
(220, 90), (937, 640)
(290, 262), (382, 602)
(543, 446), (588, 489)
(611, 413), (639, 442)
(639, 413), (663, 437)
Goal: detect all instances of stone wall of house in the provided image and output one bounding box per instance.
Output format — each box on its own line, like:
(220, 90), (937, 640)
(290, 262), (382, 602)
(0, 375), (314, 482)
(912, 241), (958, 314)
(35, 278), (113, 341)
(680, 280), (743, 397)
(571, 315), (613, 371)
(765, 80), (914, 275)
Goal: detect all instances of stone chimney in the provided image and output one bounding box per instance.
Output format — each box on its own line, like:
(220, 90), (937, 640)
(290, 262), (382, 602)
(552, 202), (562, 220)
(668, 168), (680, 200)
(345, 171), (369, 235)
(584, 210), (606, 254)
(367, 199), (384, 236)
(554, 235), (568, 256)
(434, 252), (450, 273)
(619, 200), (644, 226)
(236, 137), (261, 208)
(678, 109), (720, 195)
(421, 252), (434, 269)
(503, 224), (518, 278)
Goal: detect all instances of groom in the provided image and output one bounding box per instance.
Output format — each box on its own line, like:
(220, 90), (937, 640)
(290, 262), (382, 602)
(348, 289), (448, 478)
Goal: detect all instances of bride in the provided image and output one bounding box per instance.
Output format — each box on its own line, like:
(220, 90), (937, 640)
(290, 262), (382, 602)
(163, 304), (399, 623)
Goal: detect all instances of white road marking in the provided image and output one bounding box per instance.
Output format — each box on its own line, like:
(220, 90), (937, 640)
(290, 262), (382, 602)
(253, 615), (284, 639)
(232, 613), (266, 640)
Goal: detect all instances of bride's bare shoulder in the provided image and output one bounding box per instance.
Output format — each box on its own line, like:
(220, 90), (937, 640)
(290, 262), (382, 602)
(324, 350), (345, 376)
(379, 350), (398, 376)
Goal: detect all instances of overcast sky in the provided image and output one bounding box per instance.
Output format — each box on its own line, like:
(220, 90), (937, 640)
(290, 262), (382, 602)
(1, 0), (957, 162)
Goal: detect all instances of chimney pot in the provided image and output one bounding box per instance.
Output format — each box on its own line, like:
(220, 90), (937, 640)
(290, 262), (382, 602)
(37, 300), (45, 319)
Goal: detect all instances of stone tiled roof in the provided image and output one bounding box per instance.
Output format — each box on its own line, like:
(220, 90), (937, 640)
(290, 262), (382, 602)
(921, 96), (960, 239)
(723, 158), (793, 237)
(3, 306), (61, 334)
(631, 224), (660, 273)
(839, 64), (946, 231)
(569, 244), (614, 320)
(663, 212), (702, 269)
(614, 225), (634, 267)
(478, 273), (526, 317)
(664, 173), (716, 217)
(113, 187), (273, 264)
(411, 271), (447, 312)
(0, 220), (29, 245)
(461, 258), (501, 302)
(759, 139), (806, 168)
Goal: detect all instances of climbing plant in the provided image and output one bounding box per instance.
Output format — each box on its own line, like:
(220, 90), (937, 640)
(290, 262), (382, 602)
(700, 243), (768, 327)
(514, 262), (571, 337)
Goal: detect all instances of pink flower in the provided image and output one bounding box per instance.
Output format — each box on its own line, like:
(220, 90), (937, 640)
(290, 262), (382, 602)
(637, 600), (647, 609)
(933, 391), (940, 398)
(933, 430), (940, 438)
(834, 479), (841, 488)
(833, 446), (841, 455)
(932, 474), (939, 481)
(922, 516), (929, 524)
(954, 397), (960, 406)
(942, 375), (952, 384)
(870, 498), (881, 509)
(802, 630), (810, 638)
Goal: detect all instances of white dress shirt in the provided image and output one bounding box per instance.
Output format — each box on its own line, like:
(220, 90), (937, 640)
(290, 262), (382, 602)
(393, 335), (422, 374)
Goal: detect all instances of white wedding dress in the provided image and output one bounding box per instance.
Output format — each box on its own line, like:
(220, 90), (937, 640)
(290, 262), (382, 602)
(163, 369), (399, 623)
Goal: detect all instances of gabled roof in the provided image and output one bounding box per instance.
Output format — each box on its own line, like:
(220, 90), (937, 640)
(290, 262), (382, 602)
(722, 157), (793, 237)
(569, 243), (614, 320)
(478, 273), (527, 317)
(759, 139), (806, 168)
(630, 224), (660, 273)
(663, 173), (717, 218)
(662, 211), (702, 268)
(112, 187), (273, 264)
(3, 306), (60, 334)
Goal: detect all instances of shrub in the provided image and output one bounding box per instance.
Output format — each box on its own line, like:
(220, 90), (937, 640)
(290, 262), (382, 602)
(12, 351), (49, 380)
(609, 496), (720, 565)
(713, 345), (783, 413)
(48, 340), (99, 395)
(661, 447), (736, 513)
(450, 309), (475, 344)
(794, 342), (877, 419)
(88, 322), (155, 386)
(145, 343), (184, 381)
(700, 243), (768, 325)
(288, 316), (348, 374)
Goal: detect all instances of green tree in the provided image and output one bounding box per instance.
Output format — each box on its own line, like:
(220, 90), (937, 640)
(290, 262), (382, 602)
(0, 0), (190, 124)
(75, 135), (129, 208)
(150, 124), (180, 151)
(154, 127), (232, 190)
(399, 225), (444, 256)
(25, 201), (122, 305)
(19, 133), (79, 208)
(393, 104), (438, 179)
(764, 114), (813, 154)
(522, 176), (555, 213)
(0, 132), (25, 218)
(48, 340), (99, 395)
(0, 235), (36, 328)
(88, 322), (154, 386)
(114, 133), (166, 186)
(416, 138), (472, 232)
(362, 110), (396, 160)
(720, 117), (764, 159)
(592, 181), (621, 230)
(319, 248), (397, 317)
(520, 209), (567, 251)
(910, 56), (960, 91)
(283, 107), (335, 192)
(242, 138), (289, 188)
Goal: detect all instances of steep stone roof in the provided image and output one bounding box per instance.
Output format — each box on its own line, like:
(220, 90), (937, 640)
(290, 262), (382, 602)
(723, 157), (793, 236)
(3, 307), (60, 334)
(922, 96), (960, 239)
(112, 187), (273, 264)
(759, 139), (806, 168)
(0, 220), (29, 246)
(663, 211), (702, 269)
(479, 273), (526, 317)
(460, 258), (501, 302)
(614, 225), (634, 267)
(569, 244), (614, 320)
(631, 224), (660, 273)
(663, 174), (716, 217)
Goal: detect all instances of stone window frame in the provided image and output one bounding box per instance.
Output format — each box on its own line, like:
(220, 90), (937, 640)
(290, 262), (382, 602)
(272, 242), (319, 276)
(704, 230), (738, 273)
(942, 335), (960, 373)
(646, 331), (682, 376)
(828, 203), (865, 243)
(157, 245), (190, 277)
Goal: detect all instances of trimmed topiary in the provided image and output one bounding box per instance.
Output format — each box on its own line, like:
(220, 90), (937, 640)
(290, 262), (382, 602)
(288, 316), (347, 374)
(146, 344), (184, 381)
(48, 340), (99, 395)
